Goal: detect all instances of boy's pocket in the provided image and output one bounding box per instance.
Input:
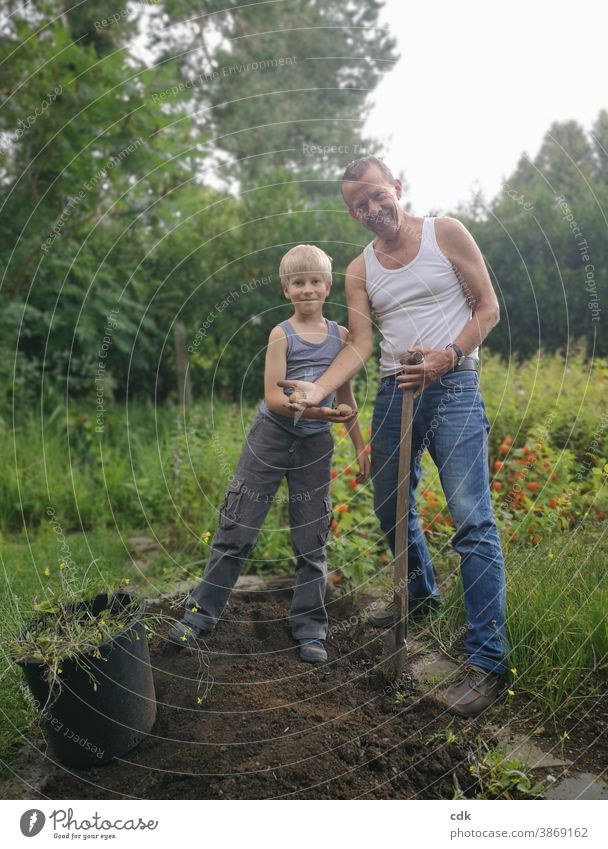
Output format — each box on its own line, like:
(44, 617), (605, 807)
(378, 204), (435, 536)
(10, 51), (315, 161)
(318, 495), (333, 545)
(219, 478), (244, 529)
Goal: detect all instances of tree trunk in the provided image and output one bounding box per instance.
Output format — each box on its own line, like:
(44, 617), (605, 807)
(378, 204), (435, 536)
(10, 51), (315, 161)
(174, 321), (192, 410)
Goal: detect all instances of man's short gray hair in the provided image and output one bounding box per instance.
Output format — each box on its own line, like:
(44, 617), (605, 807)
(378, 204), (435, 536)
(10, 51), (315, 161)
(341, 155), (395, 186)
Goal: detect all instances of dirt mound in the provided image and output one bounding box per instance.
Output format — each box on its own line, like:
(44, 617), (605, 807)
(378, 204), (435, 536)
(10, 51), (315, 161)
(38, 592), (475, 800)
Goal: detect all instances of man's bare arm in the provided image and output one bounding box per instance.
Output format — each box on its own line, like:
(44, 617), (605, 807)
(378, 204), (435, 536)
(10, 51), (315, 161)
(278, 255), (374, 407)
(398, 218), (500, 395)
(437, 217), (500, 355)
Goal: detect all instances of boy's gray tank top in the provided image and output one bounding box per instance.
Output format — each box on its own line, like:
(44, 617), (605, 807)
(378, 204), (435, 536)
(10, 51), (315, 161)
(259, 318), (343, 436)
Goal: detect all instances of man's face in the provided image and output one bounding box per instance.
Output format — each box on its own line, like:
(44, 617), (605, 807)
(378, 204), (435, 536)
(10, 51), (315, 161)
(342, 165), (402, 238)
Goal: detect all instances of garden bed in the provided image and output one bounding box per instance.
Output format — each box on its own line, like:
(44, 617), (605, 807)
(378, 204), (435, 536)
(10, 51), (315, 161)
(5, 585), (606, 800)
(33, 591), (478, 800)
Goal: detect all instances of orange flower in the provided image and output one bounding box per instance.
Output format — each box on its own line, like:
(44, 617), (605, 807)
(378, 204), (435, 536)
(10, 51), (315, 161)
(526, 454), (537, 466)
(527, 482), (539, 492)
(337, 425), (347, 437)
(494, 460), (504, 472)
(364, 443), (372, 455)
(344, 466), (353, 475)
(423, 523), (433, 532)
(379, 552), (389, 565)
(331, 468), (338, 480)
(492, 481), (503, 492)
(548, 497), (558, 508)
(348, 478), (357, 490)
(500, 442), (510, 455)
(335, 503), (349, 514)
(330, 573), (343, 586)
(433, 512), (443, 523)
(331, 519), (339, 531)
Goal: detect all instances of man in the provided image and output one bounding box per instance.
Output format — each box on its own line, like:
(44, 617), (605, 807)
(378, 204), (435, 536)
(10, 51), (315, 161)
(279, 156), (509, 717)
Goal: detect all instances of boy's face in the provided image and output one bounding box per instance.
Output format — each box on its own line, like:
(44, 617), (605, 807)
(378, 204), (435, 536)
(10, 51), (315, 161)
(283, 272), (331, 312)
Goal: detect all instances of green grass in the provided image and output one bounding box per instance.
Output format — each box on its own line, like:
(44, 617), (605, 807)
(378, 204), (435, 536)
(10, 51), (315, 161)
(456, 739), (550, 799)
(0, 400), (295, 545)
(429, 533), (608, 716)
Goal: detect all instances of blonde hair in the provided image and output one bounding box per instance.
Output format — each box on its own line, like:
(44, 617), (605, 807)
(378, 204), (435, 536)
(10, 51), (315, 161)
(279, 244), (333, 286)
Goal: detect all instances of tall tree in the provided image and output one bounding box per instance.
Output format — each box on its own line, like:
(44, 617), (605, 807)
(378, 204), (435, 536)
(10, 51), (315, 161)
(155, 0), (398, 191)
(533, 120), (595, 198)
(590, 109), (608, 183)
(463, 114), (607, 361)
(0, 0), (202, 409)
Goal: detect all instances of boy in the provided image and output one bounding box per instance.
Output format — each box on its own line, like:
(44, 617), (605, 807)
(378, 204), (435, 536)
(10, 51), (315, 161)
(168, 245), (369, 663)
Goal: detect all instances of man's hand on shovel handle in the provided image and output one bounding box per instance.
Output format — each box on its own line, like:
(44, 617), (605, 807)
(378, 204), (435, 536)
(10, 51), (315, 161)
(396, 346), (456, 397)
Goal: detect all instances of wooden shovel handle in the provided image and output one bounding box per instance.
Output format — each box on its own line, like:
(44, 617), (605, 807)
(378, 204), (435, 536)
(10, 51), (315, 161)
(393, 352), (422, 645)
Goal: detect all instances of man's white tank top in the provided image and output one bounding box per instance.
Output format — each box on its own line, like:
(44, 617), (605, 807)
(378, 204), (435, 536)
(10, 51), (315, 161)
(363, 217), (479, 376)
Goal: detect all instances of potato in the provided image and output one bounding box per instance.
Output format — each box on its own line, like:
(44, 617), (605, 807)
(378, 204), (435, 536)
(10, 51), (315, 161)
(336, 403), (353, 417)
(290, 389), (306, 404)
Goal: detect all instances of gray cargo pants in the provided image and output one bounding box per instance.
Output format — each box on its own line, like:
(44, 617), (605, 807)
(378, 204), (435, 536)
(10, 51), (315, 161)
(182, 412), (334, 640)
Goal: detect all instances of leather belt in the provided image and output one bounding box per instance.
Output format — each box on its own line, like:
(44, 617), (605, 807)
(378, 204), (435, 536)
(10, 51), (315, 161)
(446, 356), (479, 373)
(382, 356), (479, 382)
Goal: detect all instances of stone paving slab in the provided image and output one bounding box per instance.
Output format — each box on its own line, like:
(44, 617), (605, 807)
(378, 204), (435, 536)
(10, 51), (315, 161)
(544, 772), (608, 800)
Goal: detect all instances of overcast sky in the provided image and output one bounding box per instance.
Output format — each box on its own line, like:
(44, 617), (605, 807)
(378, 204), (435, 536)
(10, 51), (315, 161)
(366, 0), (608, 214)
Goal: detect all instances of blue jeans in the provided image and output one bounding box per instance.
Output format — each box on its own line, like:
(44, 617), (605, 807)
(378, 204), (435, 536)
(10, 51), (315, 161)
(371, 370), (508, 675)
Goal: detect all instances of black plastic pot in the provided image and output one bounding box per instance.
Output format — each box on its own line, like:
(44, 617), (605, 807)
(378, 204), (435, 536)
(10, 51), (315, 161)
(18, 592), (157, 769)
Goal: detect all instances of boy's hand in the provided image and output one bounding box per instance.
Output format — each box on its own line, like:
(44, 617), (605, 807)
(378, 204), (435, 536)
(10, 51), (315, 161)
(281, 403), (357, 423)
(277, 379), (357, 422)
(355, 447), (371, 483)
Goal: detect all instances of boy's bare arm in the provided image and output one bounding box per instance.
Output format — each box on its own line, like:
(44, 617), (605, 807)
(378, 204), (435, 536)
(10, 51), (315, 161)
(335, 377), (370, 483)
(278, 255), (373, 407)
(264, 326), (352, 423)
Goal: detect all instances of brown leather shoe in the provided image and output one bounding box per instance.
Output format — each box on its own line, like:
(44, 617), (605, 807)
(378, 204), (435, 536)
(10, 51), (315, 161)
(367, 599), (398, 627)
(441, 664), (505, 717)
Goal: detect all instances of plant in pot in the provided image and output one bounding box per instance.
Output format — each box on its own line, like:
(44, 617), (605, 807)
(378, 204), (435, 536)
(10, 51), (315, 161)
(8, 568), (158, 769)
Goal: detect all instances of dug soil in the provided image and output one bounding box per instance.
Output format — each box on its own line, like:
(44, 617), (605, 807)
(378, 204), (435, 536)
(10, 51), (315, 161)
(37, 590), (480, 800)
(11, 587), (606, 800)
